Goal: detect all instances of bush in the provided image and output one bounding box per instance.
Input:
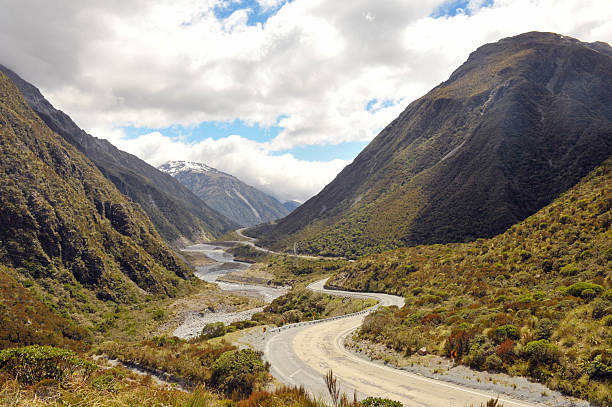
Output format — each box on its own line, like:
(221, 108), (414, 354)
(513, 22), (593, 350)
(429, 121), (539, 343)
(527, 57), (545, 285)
(493, 325), (519, 342)
(210, 349), (269, 399)
(0, 345), (95, 385)
(200, 322), (226, 339)
(559, 263), (580, 277)
(602, 289), (612, 302)
(523, 340), (559, 364)
(565, 282), (604, 298)
(361, 397), (403, 407)
(586, 352), (612, 380)
(534, 318), (554, 340)
(484, 354), (503, 370)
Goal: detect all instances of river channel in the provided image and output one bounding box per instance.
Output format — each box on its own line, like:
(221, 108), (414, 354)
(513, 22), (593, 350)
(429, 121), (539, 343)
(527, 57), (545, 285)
(173, 242), (288, 339)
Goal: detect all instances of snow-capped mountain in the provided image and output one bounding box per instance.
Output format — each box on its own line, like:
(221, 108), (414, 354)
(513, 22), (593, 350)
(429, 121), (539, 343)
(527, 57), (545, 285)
(158, 161), (290, 227)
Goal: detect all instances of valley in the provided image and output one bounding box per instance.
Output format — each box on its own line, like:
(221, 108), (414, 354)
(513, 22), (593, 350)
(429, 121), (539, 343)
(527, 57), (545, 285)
(1, 29), (611, 407)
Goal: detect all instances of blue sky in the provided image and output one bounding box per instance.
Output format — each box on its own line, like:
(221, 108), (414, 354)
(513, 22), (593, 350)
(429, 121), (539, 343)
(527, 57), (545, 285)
(117, 0), (494, 165)
(10, 0), (607, 201)
(431, 0), (494, 18)
(213, 0), (291, 26)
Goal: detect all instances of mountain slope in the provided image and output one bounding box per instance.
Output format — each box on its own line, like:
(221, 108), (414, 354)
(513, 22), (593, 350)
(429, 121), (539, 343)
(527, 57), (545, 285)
(159, 161), (289, 227)
(282, 200), (301, 213)
(0, 65), (236, 245)
(327, 154), (612, 404)
(250, 32), (612, 258)
(0, 71), (191, 302)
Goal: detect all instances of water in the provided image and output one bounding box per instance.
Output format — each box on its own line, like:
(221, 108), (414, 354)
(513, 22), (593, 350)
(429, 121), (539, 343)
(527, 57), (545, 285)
(173, 243), (287, 339)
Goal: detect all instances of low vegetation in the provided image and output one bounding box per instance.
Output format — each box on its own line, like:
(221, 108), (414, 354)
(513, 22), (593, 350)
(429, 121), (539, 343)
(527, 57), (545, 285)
(252, 286), (376, 326)
(228, 244), (349, 286)
(328, 157), (612, 404)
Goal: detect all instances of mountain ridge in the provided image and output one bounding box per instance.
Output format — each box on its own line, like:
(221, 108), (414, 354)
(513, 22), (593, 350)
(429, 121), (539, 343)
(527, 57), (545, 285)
(159, 160), (290, 227)
(0, 70), (191, 302)
(0, 64), (237, 246)
(250, 32), (612, 258)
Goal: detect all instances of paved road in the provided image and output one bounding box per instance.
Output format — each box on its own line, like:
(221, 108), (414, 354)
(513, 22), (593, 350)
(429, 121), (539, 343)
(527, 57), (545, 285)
(263, 279), (544, 407)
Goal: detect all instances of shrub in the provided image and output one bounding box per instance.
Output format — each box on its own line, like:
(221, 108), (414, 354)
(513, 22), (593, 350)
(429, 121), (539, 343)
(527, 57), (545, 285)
(496, 339), (516, 362)
(534, 318), (554, 340)
(493, 325), (520, 342)
(565, 282), (604, 299)
(559, 263), (580, 277)
(210, 349), (269, 399)
(586, 352), (612, 380)
(484, 354), (503, 370)
(602, 289), (612, 302)
(591, 299), (611, 319)
(200, 322), (226, 339)
(0, 345), (95, 385)
(523, 340), (559, 364)
(361, 397), (403, 407)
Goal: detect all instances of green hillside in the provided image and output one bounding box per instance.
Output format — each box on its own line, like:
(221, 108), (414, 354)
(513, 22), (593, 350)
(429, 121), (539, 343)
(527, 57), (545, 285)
(0, 64), (237, 246)
(0, 70), (192, 304)
(328, 155), (612, 404)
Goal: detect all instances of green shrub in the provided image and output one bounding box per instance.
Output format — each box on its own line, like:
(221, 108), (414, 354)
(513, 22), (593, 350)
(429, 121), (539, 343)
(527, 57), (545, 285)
(361, 397), (403, 407)
(602, 289), (612, 302)
(566, 282), (604, 298)
(581, 288), (596, 300)
(0, 345), (95, 385)
(559, 263), (580, 277)
(210, 349), (269, 399)
(494, 325), (520, 342)
(484, 354), (503, 370)
(523, 340), (559, 364)
(602, 315), (612, 327)
(586, 352), (612, 380)
(534, 318), (554, 340)
(200, 322), (226, 339)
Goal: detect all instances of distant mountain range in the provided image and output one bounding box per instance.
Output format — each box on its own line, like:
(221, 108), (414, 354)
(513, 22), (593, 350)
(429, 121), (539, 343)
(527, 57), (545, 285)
(0, 64), (236, 246)
(159, 161), (295, 227)
(249, 32), (612, 258)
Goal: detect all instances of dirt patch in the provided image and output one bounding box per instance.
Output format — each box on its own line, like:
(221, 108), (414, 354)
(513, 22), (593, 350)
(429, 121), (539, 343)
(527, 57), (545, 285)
(216, 263), (279, 286)
(180, 250), (216, 266)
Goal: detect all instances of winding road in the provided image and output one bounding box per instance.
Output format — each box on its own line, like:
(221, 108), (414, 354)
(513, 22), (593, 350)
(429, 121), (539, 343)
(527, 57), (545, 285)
(230, 232), (547, 406)
(263, 279), (544, 407)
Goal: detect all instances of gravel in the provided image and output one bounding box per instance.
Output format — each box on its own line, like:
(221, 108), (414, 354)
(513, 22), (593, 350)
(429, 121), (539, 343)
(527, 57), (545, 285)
(173, 307), (264, 339)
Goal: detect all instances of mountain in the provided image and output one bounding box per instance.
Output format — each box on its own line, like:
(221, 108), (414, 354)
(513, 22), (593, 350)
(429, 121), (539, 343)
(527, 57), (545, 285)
(0, 70), (192, 302)
(0, 65), (236, 246)
(250, 32), (612, 258)
(327, 154), (612, 404)
(282, 200), (301, 213)
(158, 161), (290, 227)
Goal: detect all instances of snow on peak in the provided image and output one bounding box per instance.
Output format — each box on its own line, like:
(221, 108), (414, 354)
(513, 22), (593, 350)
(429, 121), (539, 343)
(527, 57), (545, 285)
(158, 160), (217, 176)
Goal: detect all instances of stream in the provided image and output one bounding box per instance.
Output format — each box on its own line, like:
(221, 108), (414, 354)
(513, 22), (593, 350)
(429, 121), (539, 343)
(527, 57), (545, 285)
(173, 242), (288, 339)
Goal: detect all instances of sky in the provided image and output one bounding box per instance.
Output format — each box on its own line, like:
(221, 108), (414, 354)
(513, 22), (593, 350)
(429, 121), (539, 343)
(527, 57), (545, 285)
(1, 0), (611, 202)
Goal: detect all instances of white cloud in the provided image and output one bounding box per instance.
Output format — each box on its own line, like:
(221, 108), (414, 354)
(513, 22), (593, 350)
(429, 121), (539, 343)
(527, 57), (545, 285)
(1, 0), (611, 200)
(90, 127), (348, 202)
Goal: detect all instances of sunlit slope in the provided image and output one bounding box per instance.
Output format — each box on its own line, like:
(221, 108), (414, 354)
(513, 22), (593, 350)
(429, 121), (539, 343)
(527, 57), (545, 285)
(251, 32), (612, 258)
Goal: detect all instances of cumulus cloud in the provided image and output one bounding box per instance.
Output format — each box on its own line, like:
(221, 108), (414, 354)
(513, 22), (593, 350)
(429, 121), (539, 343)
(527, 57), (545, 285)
(91, 127), (348, 202)
(1, 0), (611, 200)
